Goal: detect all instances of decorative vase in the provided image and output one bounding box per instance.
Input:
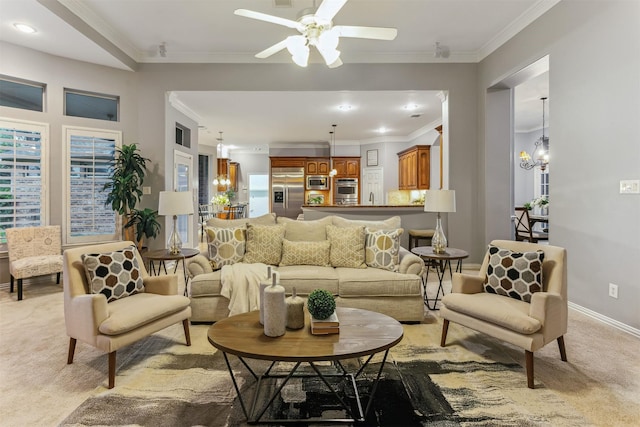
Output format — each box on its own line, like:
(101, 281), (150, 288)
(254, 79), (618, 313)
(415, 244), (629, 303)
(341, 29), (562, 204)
(263, 273), (286, 337)
(432, 213), (447, 254)
(285, 287), (305, 330)
(259, 266), (272, 325)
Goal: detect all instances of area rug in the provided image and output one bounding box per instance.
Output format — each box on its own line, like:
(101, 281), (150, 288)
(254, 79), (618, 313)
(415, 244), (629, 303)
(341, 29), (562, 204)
(60, 322), (589, 427)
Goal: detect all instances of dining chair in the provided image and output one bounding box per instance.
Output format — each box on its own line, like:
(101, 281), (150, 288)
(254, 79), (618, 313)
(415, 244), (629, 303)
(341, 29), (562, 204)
(198, 204), (214, 242)
(514, 207), (548, 243)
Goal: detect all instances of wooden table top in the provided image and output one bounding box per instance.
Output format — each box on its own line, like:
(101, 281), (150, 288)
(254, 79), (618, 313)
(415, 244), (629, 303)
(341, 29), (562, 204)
(143, 247), (199, 261)
(208, 307), (404, 362)
(411, 246), (469, 261)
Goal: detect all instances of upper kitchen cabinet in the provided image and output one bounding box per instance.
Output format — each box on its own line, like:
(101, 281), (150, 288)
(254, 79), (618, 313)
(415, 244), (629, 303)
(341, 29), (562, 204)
(306, 158), (330, 175)
(217, 158), (230, 192)
(332, 157), (360, 178)
(229, 161), (238, 191)
(398, 145), (430, 190)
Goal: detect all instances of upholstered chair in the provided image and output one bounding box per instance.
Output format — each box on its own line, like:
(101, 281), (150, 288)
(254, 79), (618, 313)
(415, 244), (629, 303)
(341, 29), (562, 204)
(440, 239), (567, 389)
(5, 225), (64, 301)
(63, 241), (192, 389)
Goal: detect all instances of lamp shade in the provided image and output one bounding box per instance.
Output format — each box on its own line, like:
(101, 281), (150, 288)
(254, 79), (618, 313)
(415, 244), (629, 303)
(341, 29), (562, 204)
(424, 190), (456, 213)
(158, 191), (194, 216)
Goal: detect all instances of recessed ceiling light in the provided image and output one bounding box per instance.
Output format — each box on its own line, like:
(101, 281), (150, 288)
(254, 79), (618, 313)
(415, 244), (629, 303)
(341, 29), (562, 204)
(376, 127), (388, 133)
(403, 103), (419, 111)
(14, 23), (37, 34)
(337, 104), (353, 111)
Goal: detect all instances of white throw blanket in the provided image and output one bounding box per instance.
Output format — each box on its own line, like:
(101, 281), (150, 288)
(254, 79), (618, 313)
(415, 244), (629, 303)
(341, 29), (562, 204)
(220, 263), (271, 316)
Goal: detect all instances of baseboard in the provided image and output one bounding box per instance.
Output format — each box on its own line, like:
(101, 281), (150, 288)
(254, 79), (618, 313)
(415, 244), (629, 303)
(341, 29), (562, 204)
(569, 302), (640, 339)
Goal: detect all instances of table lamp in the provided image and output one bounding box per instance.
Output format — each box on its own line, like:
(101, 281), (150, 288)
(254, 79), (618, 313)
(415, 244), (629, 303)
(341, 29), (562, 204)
(158, 191), (194, 255)
(424, 190), (456, 254)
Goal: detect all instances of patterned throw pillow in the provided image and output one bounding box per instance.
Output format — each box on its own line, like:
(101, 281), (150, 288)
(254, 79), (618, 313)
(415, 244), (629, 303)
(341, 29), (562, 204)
(280, 239), (331, 266)
(81, 245), (144, 303)
(483, 245), (545, 303)
(206, 225), (246, 269)
(326, 224), (366, 269)
(365, 228), (403, 271)
(243, 223), (285, 265)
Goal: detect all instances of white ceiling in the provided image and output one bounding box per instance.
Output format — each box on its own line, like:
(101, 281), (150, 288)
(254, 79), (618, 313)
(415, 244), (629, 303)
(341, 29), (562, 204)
(0, 0), (553, 148)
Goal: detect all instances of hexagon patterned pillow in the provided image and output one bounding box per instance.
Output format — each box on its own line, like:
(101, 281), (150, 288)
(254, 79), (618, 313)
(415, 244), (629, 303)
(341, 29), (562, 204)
(81, 245), (144, 302)
(483, 245), (544, 303)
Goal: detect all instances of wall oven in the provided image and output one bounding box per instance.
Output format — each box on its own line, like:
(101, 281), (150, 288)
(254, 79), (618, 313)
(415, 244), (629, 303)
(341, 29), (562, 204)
(334, 178), (358, 204)
(306, 175), (329, 190)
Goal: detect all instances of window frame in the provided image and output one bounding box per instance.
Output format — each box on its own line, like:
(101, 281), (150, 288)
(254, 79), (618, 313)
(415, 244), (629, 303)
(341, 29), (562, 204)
(0, 75), (46, 112)
(63, 125), (122, 245)
(63, 88), (119, 122)
(0, 118), (49, 252)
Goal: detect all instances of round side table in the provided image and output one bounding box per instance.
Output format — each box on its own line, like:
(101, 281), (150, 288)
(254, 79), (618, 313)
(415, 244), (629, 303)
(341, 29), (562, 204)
(144, 248), (200, 295)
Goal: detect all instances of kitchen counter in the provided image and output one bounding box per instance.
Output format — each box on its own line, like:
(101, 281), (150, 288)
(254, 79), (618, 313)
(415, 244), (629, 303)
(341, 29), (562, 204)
(302, 204), (423, 208)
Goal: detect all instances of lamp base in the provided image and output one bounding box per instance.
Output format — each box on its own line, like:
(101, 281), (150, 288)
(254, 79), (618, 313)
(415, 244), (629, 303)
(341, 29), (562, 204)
(432, 214), (448, 254)
(167, 215), (182, 255)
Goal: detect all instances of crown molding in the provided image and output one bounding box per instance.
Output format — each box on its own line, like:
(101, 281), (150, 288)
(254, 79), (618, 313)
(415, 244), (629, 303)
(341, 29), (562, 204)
(168, 93), (202, 123)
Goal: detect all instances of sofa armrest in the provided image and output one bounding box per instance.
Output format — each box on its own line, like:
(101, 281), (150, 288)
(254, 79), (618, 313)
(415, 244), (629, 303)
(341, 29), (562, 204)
(451, 272), (485, 294)
(65, 293), (108, 341)
(398, 247), (424, 276)
(144, 275), (179, 295)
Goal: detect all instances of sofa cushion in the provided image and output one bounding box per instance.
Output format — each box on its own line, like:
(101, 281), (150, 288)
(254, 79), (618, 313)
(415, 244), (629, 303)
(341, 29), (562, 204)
(243, 223), (285, 265)
(336, 267), (422, 297)
(441, 292), (542, 334)
(81, 245), (144, 303)
(206, 225), (246, 269)
(280, 239), (331, 266)
(332, 215), (401, 231)
(484, 245), (545, 303)
(206, 212), (276, 228)
(365, 228), (403, 271)
(277, 216), (333, 241)
(326, 224), (366, 269)
(276, 266), (339, 295)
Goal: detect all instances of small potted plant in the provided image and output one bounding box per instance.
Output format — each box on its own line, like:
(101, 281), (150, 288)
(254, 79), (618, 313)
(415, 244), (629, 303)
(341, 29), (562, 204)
(307, 289), (336, 320)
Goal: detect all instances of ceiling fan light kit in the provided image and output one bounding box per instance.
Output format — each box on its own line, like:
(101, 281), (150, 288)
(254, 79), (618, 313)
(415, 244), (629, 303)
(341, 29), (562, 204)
(235, 0), (397, 68)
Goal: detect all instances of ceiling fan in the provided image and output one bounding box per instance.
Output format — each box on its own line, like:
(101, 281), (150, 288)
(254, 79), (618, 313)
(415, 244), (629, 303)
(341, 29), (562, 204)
(234, 0), (398, 68)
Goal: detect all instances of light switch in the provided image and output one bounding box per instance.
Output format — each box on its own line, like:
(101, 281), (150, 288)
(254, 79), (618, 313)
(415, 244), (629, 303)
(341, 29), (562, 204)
(620, 180), (640, 194)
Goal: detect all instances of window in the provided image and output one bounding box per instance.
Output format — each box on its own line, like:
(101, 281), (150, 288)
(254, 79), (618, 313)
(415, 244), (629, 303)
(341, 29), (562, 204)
(64, 89), (119, 121)
(64, 126), (121, 244)
(175, 122), (191, 148)
(198, 154), (210, 204)
(0, 76), (45, 112)
(0, 119), (48, 250)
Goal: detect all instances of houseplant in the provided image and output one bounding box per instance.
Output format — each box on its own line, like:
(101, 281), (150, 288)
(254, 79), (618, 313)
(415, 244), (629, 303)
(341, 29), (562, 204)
(103, 143), (150, 241)
(307, 289), (336, 320)
(125, 208), (161, 251)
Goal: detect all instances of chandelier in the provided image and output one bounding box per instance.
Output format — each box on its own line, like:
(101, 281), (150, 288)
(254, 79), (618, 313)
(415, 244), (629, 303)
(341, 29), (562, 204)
(213, 131), (231, 186)
(329, 124), (337, 177)
(520, 97), (549, 171)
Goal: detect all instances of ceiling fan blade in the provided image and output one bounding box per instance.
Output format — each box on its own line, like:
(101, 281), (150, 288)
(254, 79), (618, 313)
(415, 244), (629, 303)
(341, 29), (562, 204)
(315, 0), (348, 21)
(333, 25), (398, 40)
(234, 9), (301, 30)
(255, 39), (289, 59)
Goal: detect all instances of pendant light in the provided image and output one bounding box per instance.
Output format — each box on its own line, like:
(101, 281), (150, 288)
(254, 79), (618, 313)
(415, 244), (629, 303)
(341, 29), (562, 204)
(520, 97), (549, 171)
(212, 131), (231, 186)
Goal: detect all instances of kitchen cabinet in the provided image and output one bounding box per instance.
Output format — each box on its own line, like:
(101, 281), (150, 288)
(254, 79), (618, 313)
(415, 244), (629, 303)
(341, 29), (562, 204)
(397, 145), (430, 190)
(229, 161), (238, 191)
(271, 157), (306, 168)
(216, 158), (229, 192)
(305, 158), (330, 175)
(332, 157), (360, 178)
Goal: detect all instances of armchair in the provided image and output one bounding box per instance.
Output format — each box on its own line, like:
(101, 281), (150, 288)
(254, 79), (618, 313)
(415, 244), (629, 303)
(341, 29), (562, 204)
(440, 239), (567, 388)
(63, 241), (192, 389)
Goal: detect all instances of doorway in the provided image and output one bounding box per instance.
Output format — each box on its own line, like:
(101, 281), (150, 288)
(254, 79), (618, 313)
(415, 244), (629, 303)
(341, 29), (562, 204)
(248, 174), (269, 218)
(174, 150), (194, 248)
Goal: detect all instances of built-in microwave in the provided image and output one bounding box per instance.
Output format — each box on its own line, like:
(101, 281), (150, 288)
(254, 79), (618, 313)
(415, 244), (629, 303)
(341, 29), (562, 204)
(306, 175), (329, 190)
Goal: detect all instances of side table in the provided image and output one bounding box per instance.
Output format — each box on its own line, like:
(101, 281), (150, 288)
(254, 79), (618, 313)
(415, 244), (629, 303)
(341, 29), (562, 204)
(144, 248), (199, 296)
(410, 246), (469, 310)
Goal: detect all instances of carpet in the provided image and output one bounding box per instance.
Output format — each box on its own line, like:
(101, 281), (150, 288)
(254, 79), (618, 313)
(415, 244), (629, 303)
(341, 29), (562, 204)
(59, 321), (590, 427)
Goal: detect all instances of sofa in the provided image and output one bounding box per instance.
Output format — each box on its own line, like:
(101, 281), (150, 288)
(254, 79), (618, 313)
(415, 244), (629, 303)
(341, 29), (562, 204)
(187, 213), (425, 323)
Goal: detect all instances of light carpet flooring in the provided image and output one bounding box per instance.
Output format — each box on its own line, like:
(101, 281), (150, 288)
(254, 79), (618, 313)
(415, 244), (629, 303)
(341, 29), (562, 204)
(0, 255), (638, 426)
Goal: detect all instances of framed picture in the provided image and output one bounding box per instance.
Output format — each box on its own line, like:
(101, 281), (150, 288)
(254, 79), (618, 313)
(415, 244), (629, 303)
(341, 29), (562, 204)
(366, 149), (378, 166)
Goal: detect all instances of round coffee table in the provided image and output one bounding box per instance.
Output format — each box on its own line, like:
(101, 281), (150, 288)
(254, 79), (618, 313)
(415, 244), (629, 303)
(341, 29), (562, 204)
(411, 246), (469, 310)
(208, 307), (403, 424)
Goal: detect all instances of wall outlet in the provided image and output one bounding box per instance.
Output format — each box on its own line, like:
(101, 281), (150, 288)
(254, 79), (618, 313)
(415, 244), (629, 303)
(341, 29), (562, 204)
(608, 283), (618, 299)
(620, 180), (639, 194)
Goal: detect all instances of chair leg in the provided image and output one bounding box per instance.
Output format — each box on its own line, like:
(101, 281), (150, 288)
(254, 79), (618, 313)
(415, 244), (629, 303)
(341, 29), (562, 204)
(17, 279), (23, 301)
(67, 338), (77, 364)
(183, 319), (192, 346)
(56, 272), (61, 284)
(557, 336), (568, 361)
(440, 319), (449, 347)
(108, 351), (116, 389)
(525, 350), (534, 389)
(10, 275), (14, 293)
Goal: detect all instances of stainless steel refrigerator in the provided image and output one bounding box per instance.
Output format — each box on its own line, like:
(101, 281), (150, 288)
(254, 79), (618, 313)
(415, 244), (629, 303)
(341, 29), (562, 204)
(271, 167), (304, 219)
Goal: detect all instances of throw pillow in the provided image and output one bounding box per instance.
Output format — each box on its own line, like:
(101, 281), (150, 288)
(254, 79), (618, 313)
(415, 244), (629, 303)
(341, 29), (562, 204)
(205, 212), (276, 229)
(279, 239), (331, 266)
(81, 245), (144, 303)
(277, 216), (333, 241)
(483, 245), (545, 303)
(243, 223), (286, 265)
(365, 228), (404, 271)
(206, 225), (246, 270)
(332, 215), (401, 231)
(326, 224), (366, 269)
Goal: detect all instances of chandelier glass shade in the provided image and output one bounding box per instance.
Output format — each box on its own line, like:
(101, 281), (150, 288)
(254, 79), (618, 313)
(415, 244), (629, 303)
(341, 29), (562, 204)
(520, 97), (549, 171)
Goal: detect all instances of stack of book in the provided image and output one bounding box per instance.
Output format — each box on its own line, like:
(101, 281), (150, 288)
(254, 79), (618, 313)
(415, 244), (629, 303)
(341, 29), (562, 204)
(310, 311), (339, 335)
